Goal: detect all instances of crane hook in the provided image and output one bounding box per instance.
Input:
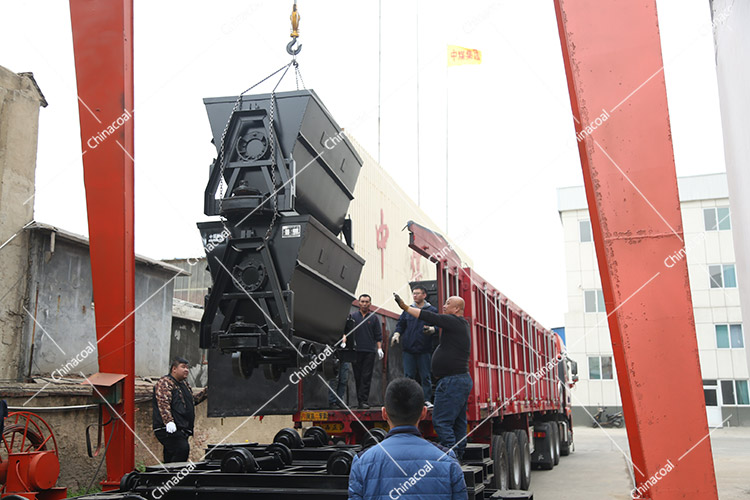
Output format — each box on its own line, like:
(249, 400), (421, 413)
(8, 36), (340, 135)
(287, 2), (302, 55)
(287, 38), (302, 56)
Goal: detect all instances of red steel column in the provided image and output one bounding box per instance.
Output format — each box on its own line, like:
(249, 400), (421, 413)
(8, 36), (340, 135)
(69, 0), (135, 487)
(554, 1), (718, 499)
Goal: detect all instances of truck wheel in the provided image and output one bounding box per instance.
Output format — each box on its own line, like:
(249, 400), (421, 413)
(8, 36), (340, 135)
(504, 432), (521, 490)
(550, 423), (560, 465)
(560, 424), (572, 456)
(491, 434), (509, 490)
(539, 423), (555, 470)
(513, 429), (532, 490)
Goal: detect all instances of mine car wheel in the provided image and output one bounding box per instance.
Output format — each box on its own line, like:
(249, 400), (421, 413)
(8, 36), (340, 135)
(263, 363), (284, 381)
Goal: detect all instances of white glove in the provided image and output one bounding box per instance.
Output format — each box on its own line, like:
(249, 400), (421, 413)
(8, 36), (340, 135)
(166, 422), (177, 434)
(377, 348), (384, 360)
(391, 332), (401, 346)
(423, 326), (436, 335)
(341, 335), (347, 349)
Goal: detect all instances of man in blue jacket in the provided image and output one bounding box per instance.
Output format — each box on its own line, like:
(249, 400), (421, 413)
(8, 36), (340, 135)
(391, 286), (438, 405)
(350, 294), (383, 409)
(348, 378), (467, 500)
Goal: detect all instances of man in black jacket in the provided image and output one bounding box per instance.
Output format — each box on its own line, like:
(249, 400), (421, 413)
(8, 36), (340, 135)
(395, 293), (472, 460)
(0, 399), (7, 437)
(152, 357), (207, 463)
(350, 294), (383, 409)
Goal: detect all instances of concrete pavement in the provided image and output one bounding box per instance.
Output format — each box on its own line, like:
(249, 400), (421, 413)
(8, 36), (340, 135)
(528, 425), (750, 499)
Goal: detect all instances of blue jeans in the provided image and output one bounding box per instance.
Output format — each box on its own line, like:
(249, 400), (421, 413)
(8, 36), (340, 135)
(403, 351), (433, 403)
(432, 372), (473, 460)
(328, 362), (350, 405)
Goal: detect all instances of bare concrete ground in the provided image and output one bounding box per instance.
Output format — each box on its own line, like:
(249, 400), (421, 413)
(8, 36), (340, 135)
(529, 426), (750, 500)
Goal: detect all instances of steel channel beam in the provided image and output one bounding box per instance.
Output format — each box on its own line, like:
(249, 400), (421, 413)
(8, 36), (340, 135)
(524, 316), (530, 402)
(494, 295), (502, 407)
(554, 1), (718, 497)
(483, 287), (492, 408)
(69, 0), (135, 487)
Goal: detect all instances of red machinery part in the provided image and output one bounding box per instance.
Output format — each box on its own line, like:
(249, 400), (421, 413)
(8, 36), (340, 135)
(0, 412), (66, 499)
(554, 1), (718, 498)
(68, 0), (136, 489)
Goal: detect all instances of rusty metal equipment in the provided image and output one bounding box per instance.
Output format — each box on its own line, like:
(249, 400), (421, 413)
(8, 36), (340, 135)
(0, 412), (67, 499)
(554, 1), (719, 498)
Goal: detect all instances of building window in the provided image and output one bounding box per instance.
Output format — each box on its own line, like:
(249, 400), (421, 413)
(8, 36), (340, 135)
(704, 207), (731, 231)
(588, 355), (613, 380)
(715, 324), (744, 349)
(709, 264), (737, 288)
(720, 380), (750, 405)
(579, 220), (592, 242)
(584, 289), (605, 313)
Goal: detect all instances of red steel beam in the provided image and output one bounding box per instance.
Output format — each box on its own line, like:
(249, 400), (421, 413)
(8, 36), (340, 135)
(554, 1), (718, 499)
(69, 0), (135, 488)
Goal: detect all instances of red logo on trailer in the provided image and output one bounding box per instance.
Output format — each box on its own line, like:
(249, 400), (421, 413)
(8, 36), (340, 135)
(376, 209), (389, 279)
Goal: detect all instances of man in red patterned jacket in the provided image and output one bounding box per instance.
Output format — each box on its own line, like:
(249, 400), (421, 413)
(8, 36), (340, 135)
(152, 357), (207, 463)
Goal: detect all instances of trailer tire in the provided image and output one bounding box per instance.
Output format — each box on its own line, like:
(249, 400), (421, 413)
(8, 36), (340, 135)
(513, 429), (531, 490)
(560, 423), (572, 456)
(491, 434), (509, 490)
(550, 422), (560, 465)
(537, 423), (555, 470)
(504, 432), (521, 490)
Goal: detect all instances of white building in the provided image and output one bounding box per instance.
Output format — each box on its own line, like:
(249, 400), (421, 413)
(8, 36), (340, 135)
(558, 173), (749, 427)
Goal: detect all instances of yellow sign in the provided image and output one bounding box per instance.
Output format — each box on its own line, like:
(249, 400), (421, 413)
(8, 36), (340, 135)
(299, 411), (329, 421)
(448, 45), (482, 66)
(320, 422), (344, 433)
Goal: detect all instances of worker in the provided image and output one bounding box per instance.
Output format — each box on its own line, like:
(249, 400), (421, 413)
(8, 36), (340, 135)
(394, 293), (472, 460)
(152, 357), (207, 463)
(349, 294), (383, 409)
(328, 347), (351, 408)
(0, 399), (7, 436)
(348, 377), (467, 500)
(391, 285), (438, 406)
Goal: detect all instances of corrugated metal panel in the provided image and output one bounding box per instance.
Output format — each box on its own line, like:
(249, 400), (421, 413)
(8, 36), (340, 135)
(163, 258), (212, 306)
(346, 134), (471, 310)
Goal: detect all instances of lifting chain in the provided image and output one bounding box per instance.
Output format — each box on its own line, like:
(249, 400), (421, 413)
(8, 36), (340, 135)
(214, 1), (306, 239)
(263, 91), (280, 242)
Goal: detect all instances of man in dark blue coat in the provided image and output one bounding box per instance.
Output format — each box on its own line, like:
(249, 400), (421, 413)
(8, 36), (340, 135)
(349, 294), (383, 409)
(348, 378), (467, 500)
(391, 286), (438, 405)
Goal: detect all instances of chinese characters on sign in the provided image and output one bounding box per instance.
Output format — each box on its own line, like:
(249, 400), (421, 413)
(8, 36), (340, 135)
(375, 209), (389, 279)
(447, 45), (483, 66)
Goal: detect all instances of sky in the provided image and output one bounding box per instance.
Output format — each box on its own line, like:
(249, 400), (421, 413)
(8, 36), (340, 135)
(0, 0), (727, 329)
